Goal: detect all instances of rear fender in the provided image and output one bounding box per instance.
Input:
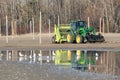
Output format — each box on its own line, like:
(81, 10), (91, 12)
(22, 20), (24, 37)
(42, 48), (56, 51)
(79, 29), (86, 37)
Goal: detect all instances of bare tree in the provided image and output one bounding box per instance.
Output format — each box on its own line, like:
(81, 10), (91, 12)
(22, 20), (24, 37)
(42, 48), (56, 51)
(0, 0), (120, 34)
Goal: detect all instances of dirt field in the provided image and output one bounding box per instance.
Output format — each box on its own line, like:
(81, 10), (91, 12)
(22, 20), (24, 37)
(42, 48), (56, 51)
(0, 33), (120, 50)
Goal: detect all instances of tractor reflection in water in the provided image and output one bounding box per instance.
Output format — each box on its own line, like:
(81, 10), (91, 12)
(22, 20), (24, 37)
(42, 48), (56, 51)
(54, 50), (97, 71)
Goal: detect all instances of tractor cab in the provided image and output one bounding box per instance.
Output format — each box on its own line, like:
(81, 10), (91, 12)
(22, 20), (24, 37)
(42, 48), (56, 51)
(70, 21), (86, 31)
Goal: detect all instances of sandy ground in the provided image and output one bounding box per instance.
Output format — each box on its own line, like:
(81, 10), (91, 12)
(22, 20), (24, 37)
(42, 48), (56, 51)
(0, 61), (119, 80)
(0, 33), (120, 50)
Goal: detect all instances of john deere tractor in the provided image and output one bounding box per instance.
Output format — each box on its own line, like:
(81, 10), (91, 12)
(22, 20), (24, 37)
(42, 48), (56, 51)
(52, 20), (104, 43)
(66, 20), (105, 43)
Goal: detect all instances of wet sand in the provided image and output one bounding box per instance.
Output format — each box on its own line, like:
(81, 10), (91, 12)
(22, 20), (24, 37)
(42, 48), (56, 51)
(0, 61), (119, 80)
(0, 33), (120, 50)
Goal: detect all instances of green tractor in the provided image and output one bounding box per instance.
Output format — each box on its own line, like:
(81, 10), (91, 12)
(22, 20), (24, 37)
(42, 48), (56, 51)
(67, 20), (105, 43)
(52, 20), (105, 43)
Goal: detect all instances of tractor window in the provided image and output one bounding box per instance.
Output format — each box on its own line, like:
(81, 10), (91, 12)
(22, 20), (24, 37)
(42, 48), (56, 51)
(71, 22), (76, 30)
(77, 21), (86, 28)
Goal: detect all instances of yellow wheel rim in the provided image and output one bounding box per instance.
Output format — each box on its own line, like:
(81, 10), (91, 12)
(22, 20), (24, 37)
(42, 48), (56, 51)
(67, 50), (71, 61)
(76, 50), (81, 56)
(67, 34), (71, 42)
(76, 36), (81, 43)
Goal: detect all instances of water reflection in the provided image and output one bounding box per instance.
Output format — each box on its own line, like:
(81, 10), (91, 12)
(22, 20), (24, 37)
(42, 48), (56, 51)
(0, 50), (120, 76)
(55, 50), (96, 69)
(0, 50), (53, 64)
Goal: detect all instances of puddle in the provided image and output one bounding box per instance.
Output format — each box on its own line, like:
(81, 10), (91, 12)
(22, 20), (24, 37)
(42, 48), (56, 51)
(0, 49), (120, 80)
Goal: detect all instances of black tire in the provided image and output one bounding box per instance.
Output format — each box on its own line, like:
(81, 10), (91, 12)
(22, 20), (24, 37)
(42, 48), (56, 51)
(52, 36), (55, 43)
(98, 34), (105, 42)
(99, 36), (105, 42)
(76, 35), (83, 43)
(87, 35), (95, 43)
(67, 33), (74, 43)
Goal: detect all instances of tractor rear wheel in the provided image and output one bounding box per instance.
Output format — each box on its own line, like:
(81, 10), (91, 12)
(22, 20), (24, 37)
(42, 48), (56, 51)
(76, 35), (83, 43)
(67, 33), (73, 43)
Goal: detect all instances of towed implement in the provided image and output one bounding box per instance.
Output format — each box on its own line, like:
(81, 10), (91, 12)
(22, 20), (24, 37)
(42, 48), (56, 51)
(52, 24), (71, 43)
(52, 20), (105, 43)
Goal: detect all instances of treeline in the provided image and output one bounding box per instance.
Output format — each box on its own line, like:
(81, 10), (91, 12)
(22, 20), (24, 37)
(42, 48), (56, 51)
(0, 0), (120, 34)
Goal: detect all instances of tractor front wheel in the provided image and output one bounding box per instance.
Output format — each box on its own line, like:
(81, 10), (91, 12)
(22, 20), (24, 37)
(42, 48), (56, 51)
(76, 35), (83, 43)
(67, 33), (73, 43)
